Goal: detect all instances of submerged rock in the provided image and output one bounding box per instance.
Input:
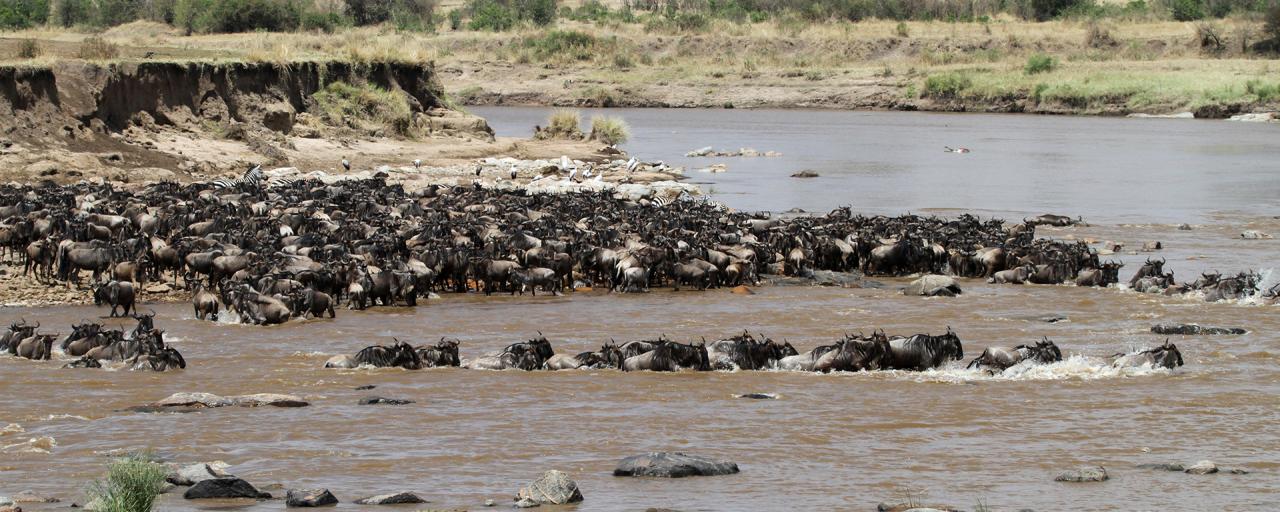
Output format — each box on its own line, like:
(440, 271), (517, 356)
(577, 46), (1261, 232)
(358, 396), (415, 405)
(1240, 230), (1273, 239)
(1136, 463), (1185, 472)
(1054, 466), (1109, 482)
(516, 470), (583, 505)
(1152, 324), (1247, 335)
(515, 497), (541, 508)
(734, 393), (777, 399)
(614, 452), (740, 478)
(1185, 460), (1219, 475)
(354, 492), (427, 505)
(286, 488), (338, 507)
(10, 491), (57, 503)
(184, 478), (271, 499)
(903, 275), (961, 297)
(142, 392), (309, 411)
(790, 170), (820, 178)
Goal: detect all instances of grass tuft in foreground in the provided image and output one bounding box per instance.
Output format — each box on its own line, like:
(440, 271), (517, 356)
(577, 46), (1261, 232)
(312, 81), (413, 136)
(540, 109), (583, 140)
(87, 452), (168, 512)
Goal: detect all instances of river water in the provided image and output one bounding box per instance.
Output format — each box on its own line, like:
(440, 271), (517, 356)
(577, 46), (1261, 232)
(2, 109), (1278, 511)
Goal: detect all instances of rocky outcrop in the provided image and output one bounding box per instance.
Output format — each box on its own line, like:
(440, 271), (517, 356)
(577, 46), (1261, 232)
(167, 462), (233, 486)
(286, 488), (338, 507)
(354, 492), (427, 505)
(903, 275), (961, 296)
(140, 392), (309, 410)
(183, 478), (271, 499)
(613, 453), (740, 478)
(516, 470), (583, 505)
(1054, 466), (1109, 482)
(1151, 324), (1247, 335)
(358, 396), (415, 405)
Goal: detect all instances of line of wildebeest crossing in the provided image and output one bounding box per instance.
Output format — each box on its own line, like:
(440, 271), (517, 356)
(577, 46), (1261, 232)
(0, 173), (1254, 372)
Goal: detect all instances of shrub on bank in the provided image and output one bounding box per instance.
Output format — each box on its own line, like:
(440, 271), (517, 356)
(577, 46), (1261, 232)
(0, 0), (49, 29)
(524, 29), (595, 61)
(1024, 53), (1057, 74)
(77, 36), (120, 60)
(922, 72), (972, 99)
(589, 115), (629, 145)
(87, 453), (167, 512)
(16, 38), (41, 59)
(541, 109), (583, 139)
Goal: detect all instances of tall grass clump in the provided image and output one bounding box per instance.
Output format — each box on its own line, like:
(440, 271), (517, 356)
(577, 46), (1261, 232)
(77, 36), (120, 60)
(1024, 53), (1057, 74)
(16, 38), (42, 59)
(524, 30), (596, 61)
(922, 72), (972, 99)
(540, 109), (583, 139)
(1246, 79), (1280, 102)
(588, 115), (629, 145)
(312, 81), (413, 135)
(87, 453), (167, 512)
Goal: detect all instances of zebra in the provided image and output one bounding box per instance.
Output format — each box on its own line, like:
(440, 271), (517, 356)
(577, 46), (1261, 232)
(265, 176), (297, 189)
(211, 165), (264, 191)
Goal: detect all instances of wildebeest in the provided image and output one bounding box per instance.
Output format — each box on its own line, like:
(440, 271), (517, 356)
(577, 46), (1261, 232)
(967, 337), (1063, 372)
(93, 280), (136, 317)
(191, 281), (221, 321)
(415, 337), (462, 367)
(884, 329), (964, 371)
(777, 333), (891, 373)
(705, 332), (797, 370)
(0, 319), (37, 353)
(326, 340), (422, 369)
(545, 341), (624, 370)
(989, 264), (1035, 284)
(1075, 261), (1124, 287)
(1111, 340), (1183, 369)
(465, 335), (555, 370)
(1024, 214), (1081, 227)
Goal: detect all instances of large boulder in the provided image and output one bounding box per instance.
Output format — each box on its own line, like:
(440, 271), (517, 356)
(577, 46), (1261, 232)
(167, 462), (233, 486)
(516, 470), (583, 505)
(286, 488), (338, 507)
(354, 492), (427, 505)
(1054, 466), (1109, 482)
(903, 275), (961, 297)
(613, 453), (740, 478)
(358, 396), (415, 406)
(1151, 324), (1247, 335)
(143, 392), (309, 410)
(183, 478), (271, 500)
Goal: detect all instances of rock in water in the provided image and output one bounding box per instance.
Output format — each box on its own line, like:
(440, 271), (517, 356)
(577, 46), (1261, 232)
(790, 170), (820, 178)
(354, 492), (427, 505)
(1136, 463), (1185, 472)
(358, 396), (415, 405)
(1185, 460), (1219, 475)
(735, 393), (777, 399)
(515, 497), (541, 508)
(1240, 230), (1273, 239)
(516, 470), (583, 505)
(614, 452), (740, 478)
(903, 275), (962, 297)
(286, 488), (339, 507)
(1054, 466), (1109, 482)
(10, 491), (58, 503)
(167, 462), (233, 486)
(184, 478), (271, 499)
(1151, 324), (1247, 335)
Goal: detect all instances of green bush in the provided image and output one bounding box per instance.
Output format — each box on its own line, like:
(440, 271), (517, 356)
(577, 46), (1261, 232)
(464, 0), (555, 31)
(97, 0), (144, 27)
(922, 72), (972, 99)
(1024, 53), (1057, 74)
(447, 8), (463, 29)
(524, 29), (595, 60)
(53, 0), (96, 27)
(312, 81), (414, 136)
(1170, 0), (1204, 21)
(0, 0), (49, 28)
(588, 115), (629, 145)
(88, 453), (168, 512)
(301, 10), (347, 32)
(1246, 79), (1279, 102)
(1265, 4), (1280, 47)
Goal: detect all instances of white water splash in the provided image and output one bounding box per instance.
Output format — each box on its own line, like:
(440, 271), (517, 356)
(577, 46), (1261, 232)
(908, 354), (1172, 383)
(2, 436), (57, 454)
(40, 414), (89, 421)
(0, 423), (24, 436)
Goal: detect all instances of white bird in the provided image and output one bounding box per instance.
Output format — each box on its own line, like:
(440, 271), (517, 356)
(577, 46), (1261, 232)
(509, 165), (518, 180)
(532, 174), (544, 181)
(341, 157), (351, 171)
(626, 157), (639, 173)
(560, 155), (571, 170)
(474, 165), (482, 176)
(413, 159), (422, 169)
(568, 166), (578, 181)
(583, 166), (593, 179)
(592, 172), (603, 183)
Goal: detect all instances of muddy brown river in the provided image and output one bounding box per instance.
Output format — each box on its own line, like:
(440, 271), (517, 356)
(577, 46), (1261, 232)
(3, 110), (1279, 511)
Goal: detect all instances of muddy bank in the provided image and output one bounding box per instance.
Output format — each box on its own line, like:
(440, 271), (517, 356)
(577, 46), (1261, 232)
(0, 60), (507, 184)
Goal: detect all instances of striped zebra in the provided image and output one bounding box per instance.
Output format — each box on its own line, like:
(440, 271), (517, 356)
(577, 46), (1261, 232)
(210, 165), (264, 191)
(265, 176), (297, 189)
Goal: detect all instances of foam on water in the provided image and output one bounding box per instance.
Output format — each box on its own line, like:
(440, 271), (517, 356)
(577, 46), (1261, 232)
(898, 354), (1172, 383)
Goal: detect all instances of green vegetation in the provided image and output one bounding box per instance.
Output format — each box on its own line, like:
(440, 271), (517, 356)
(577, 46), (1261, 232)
(588, 115), (629, 145)
(464, 0), (556, 31)
(1246, 79), (1280, 101)
(524, 29), (595, 60)
(312, 81), (413, 135)
(0, 0), (49, 29)
(87, 453), (168, 512)
(541, 109), (583, 139)
(923, 72), (973, 99)
(1024, 53), (1057, 74)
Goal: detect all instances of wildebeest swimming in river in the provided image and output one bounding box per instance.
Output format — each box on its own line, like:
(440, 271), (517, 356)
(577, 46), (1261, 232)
(0, 319), (37, 353)
(1110, 340), (1183, 370)
(326, 340), (422, 369)
(621, 339), (710, 372)
(1075, 261), (1124, 287)
(465, 335), (555, 370)
(884, 328), (964, 371)
(967, 337), (1063, 373)
(544, 340), (624, 370)
(777, 332), (892, 373)
(415, 337), (462, 368)
(705, 331), (798, 370)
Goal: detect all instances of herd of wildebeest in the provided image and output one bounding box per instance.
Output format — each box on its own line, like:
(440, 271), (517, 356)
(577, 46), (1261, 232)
(0, 174), (1260, 373)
